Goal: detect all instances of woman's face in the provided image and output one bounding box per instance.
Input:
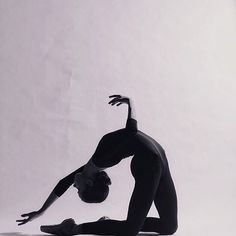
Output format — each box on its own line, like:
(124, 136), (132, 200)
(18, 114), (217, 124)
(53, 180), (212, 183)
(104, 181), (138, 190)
(74, 172), (95, 196)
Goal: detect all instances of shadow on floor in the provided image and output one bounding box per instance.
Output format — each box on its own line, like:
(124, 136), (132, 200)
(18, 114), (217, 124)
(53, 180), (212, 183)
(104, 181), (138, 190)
(138, 234), (158, 236)
(0, 232), (159, 236)
(0, 233), (44, 236)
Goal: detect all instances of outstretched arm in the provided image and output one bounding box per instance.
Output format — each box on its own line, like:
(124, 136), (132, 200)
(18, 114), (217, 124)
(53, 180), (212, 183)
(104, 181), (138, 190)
(127, 98), (136, 120)
(17, 165), (85, 225)
(16, 190), (59, 225)
(108, 95), (137, 131)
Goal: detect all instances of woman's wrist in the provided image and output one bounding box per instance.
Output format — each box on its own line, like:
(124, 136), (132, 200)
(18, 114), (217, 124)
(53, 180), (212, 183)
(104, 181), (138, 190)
(128, 99), (136, 120)
(37, 209), (44, 215)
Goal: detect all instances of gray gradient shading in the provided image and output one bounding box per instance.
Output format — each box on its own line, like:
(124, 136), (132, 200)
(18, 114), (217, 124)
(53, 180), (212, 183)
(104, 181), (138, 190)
(1, 0), (236, 235)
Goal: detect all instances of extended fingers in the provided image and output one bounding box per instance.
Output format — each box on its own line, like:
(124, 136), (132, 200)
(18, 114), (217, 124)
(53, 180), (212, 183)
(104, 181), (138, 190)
(18, 221), (27, 226)
(21, 213), (29, 217)
(16, 219), (28, 226)
(109, 100), (122, 106)
(109, 94), (121, 98)
(108, 97), (120, 105)
(108, 95), (127, 106)
(17, 213), (31, 226)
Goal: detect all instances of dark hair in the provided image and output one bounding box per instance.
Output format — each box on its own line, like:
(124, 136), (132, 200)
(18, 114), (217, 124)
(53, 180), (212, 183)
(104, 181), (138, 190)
(80, 171), (111, 203)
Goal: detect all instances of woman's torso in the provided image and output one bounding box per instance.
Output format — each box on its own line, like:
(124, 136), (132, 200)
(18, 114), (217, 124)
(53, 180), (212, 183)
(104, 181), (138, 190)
(92, 128), (169, 173)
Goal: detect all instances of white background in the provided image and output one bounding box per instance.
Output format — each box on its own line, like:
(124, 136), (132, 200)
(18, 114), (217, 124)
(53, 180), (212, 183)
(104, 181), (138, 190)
(0, 0), (235, 235)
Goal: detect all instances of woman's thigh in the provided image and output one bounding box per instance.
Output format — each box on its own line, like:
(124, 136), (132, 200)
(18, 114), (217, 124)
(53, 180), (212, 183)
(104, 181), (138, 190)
(154, 169), (178, 225)
(124, 155), (163, 235)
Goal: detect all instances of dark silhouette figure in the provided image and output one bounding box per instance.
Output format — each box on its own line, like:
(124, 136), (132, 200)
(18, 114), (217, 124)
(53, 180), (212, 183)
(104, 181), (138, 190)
(17, 95), (178, 236)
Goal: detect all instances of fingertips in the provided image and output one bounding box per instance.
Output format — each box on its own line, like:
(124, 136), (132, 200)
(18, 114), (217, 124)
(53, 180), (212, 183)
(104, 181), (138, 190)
(17, 221), (24, 226)
(109, 95), (121, 98)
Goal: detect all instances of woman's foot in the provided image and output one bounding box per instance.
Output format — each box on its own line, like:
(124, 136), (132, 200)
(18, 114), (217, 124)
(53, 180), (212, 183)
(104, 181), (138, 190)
(40, 218), (76, 236)
(97, 216), (110, 221)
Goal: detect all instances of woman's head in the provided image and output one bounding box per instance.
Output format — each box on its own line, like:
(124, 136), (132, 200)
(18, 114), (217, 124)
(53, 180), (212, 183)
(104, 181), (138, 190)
(74, 171), (111, 203)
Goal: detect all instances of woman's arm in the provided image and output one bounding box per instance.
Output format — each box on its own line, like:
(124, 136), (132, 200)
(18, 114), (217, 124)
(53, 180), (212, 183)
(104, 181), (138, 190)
(83, 95), (138, 170)
(127, 98), (136, 120)
(109, 95), (138, 131)
(17, 165), (85, 225)
(38, 191), (58, 214)
(17, 191), (58, 226)
(52, 165), (85, 196)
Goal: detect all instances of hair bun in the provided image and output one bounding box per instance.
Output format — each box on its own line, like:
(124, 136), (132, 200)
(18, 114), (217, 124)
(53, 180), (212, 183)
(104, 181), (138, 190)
(97, 171), (111, 185)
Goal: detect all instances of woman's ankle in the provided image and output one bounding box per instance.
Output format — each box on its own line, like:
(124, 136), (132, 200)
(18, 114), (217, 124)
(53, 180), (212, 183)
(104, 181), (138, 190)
(71, 224), (82, 235)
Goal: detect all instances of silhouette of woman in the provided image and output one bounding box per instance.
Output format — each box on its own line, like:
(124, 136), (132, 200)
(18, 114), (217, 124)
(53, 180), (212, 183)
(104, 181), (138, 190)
(17, 95), (178, 236)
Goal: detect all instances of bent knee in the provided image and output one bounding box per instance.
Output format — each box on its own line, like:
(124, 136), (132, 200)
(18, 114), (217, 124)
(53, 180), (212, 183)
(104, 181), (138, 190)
(160, 220), (178, 235)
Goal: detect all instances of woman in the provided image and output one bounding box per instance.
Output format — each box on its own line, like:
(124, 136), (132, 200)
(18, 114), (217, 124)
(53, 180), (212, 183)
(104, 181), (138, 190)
(17, 95), (178, 236)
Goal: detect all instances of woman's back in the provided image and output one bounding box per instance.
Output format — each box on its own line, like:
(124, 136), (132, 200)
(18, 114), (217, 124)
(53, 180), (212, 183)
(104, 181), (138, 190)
(92, 127), (169, 172)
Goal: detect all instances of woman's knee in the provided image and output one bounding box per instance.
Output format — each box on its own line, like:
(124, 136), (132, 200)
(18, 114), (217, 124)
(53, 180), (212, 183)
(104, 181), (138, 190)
(160, 219), (178, 235)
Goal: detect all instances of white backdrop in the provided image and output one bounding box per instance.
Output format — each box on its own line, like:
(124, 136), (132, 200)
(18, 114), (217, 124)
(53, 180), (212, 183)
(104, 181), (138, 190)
(0, 0), (235, 235)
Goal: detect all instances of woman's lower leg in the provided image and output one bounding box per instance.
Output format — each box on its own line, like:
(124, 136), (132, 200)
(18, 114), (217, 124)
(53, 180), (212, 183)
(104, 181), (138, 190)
(72, 219), (124, 235)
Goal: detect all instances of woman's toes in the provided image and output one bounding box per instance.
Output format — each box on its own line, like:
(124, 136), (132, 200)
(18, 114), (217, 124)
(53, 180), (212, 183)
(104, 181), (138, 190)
(40, 218), (76, 235)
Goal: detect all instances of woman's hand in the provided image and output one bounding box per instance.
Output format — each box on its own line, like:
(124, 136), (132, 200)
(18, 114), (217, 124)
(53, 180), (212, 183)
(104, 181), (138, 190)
(109, 94), (136, 120)
(16, 210), (42, 225)
(108, 95), (130, 106)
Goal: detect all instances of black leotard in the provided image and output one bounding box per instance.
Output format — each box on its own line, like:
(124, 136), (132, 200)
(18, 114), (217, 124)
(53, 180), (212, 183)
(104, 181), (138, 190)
(53, 118), (178, 235)
(53, 118), (168, 196)
(91, 118), (168, 170)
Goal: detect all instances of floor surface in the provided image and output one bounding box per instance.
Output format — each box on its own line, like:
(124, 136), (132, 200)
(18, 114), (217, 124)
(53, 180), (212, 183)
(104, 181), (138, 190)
(0, 220), (171, 236)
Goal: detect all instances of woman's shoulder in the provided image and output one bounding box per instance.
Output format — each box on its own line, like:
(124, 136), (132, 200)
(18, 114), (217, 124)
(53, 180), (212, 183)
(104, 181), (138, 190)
(101, 128), (127, 141)
(104, 128), (126, 135)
